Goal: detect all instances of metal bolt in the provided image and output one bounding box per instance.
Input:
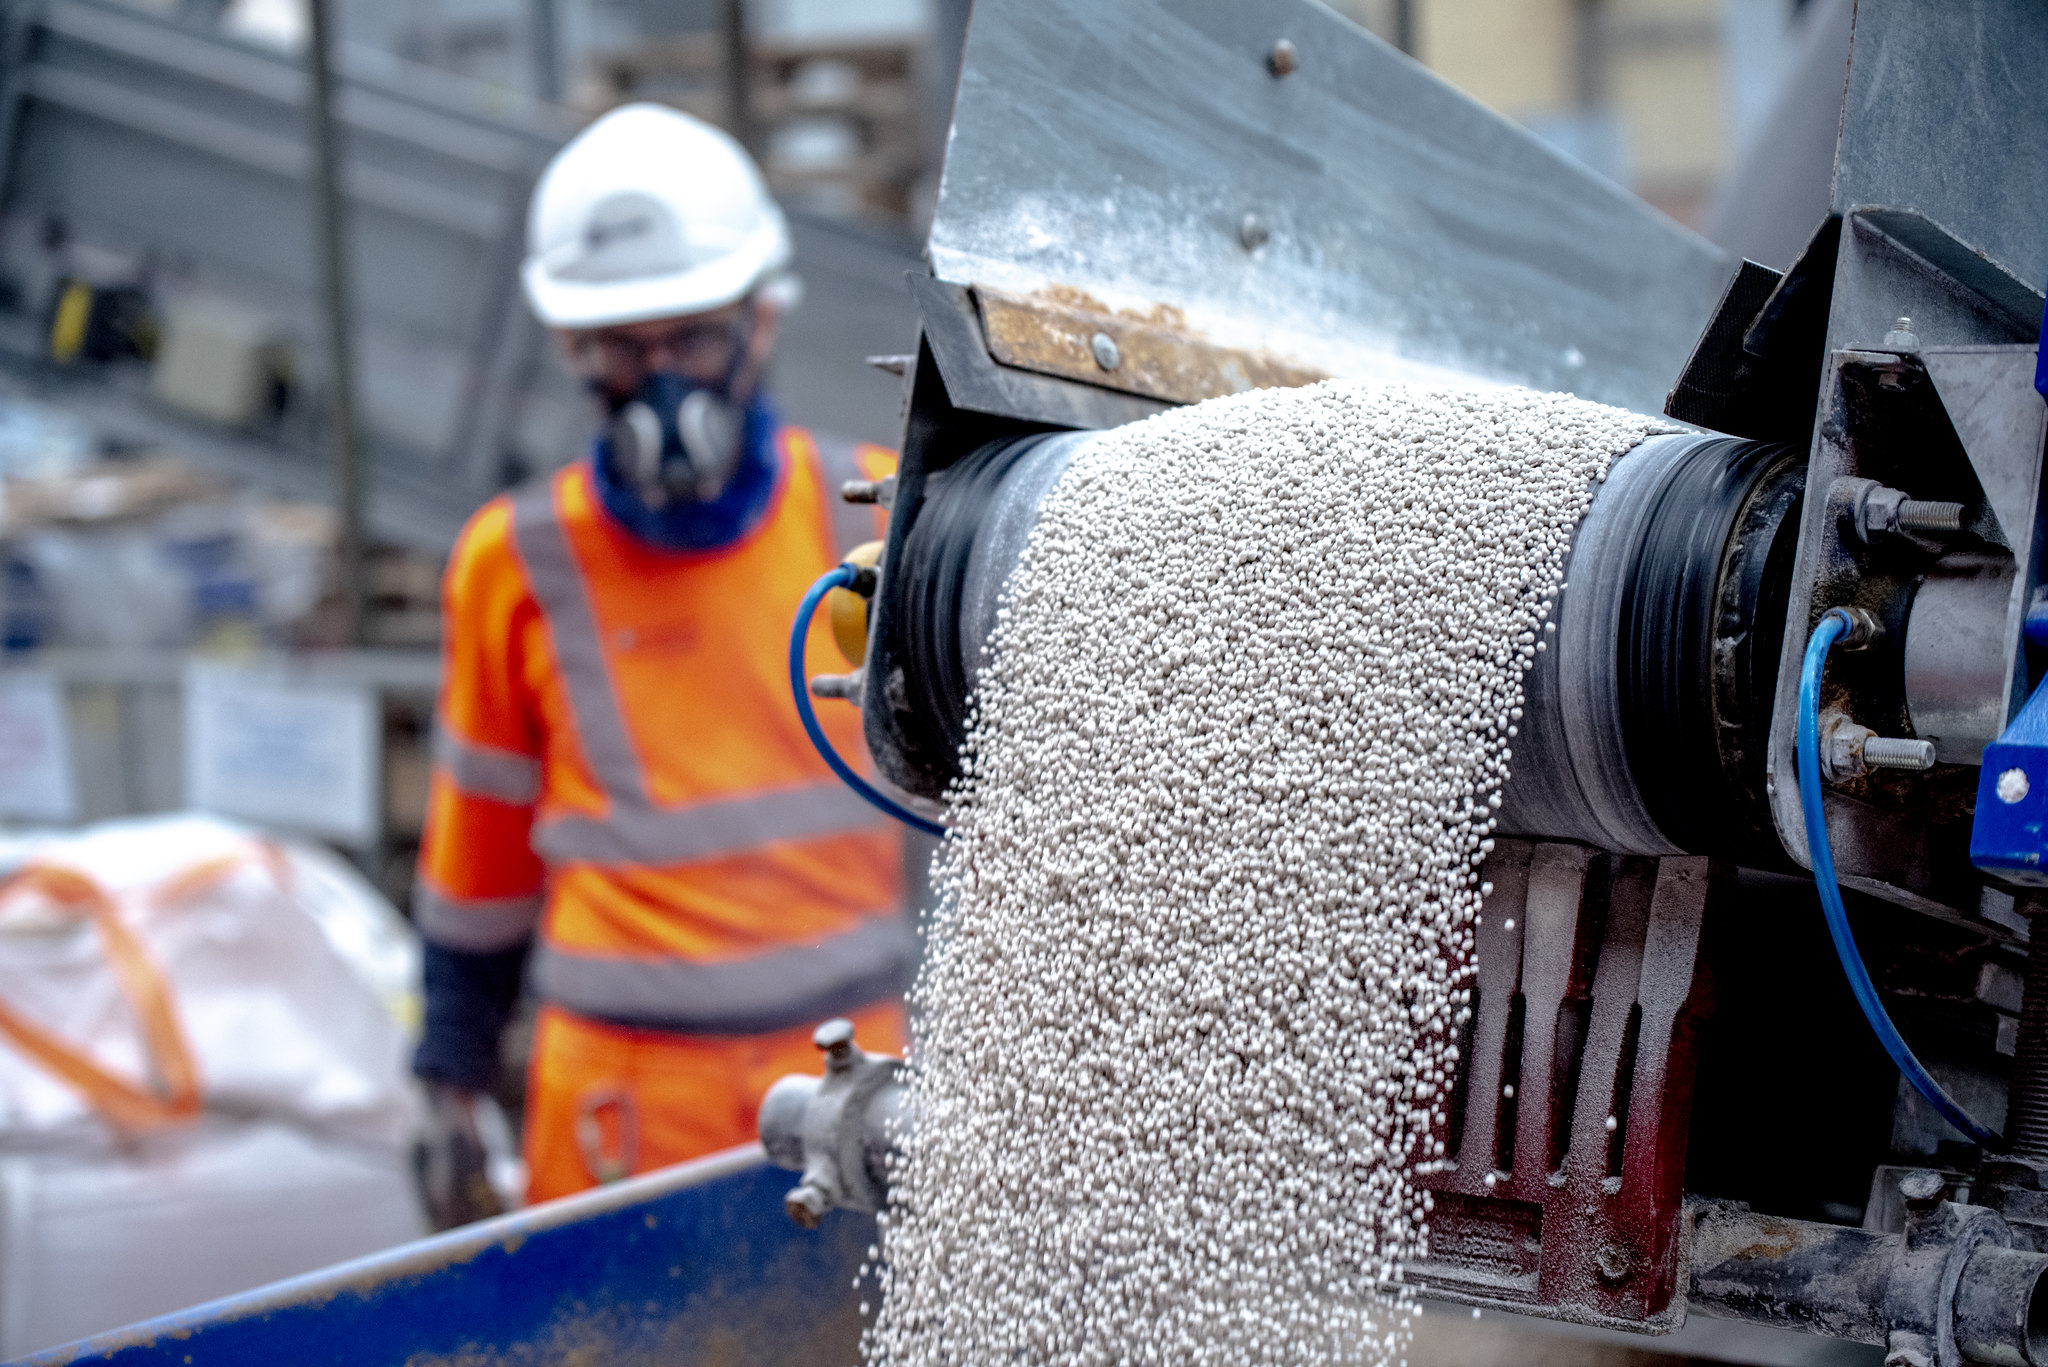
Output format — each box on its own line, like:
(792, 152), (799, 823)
(841, 474), (896, 508)
(1821, 710), (1874, 783)
(1238, 212), (1270, 251)
(1853, 483), (1962, 542)
(1897, 499), (1965, 535)
(1821, 710), (1934, 781)
(1266, 38), (1298, 76)
(1882, 316), (1919, 350)
(865, 353), (913, 376)
(1898, 1169), (1945, 1208)
(2001, 768), (2033, 804)
(1594, 1242), (1636, 1282)
(809, 671), (864, 703)
(1864, 737), (1937, 772)
(1090, 332), (1121, 371)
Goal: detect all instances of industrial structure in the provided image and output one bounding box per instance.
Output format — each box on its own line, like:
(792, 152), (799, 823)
(24, 0), (2048, 1364)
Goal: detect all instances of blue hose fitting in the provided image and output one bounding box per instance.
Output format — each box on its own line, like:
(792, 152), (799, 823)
(1797, 607), (1998, 1147)
(791, 565), (946, 839)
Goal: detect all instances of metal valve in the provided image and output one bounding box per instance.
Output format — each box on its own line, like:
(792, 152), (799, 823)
(758, 1018), (910, 1228)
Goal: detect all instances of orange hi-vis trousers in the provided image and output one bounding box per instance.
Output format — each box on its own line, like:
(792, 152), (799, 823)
(524, 999), (907, 1202)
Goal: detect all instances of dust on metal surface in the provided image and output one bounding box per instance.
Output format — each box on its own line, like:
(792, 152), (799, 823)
(1408, 845), (1718, 1332)
(930, 0), (1731, 416)
(19, 1149), (870, 1367)
(974, 285), (1327, 406)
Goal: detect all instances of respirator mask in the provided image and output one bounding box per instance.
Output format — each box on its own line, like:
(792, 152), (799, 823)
(603, 373), (747, 507)
(598, 313), (754, 509)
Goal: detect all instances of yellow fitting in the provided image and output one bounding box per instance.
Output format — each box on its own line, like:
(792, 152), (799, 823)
(828, 541), (884, 667)
(49, 282), (92, 364)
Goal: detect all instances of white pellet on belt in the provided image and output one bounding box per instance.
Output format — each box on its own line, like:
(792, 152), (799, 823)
(871, 382), (1662, 1366)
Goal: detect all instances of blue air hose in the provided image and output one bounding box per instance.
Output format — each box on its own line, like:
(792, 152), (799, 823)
(791, 565), (946, 839)
(1797, 608), (1999, 1147)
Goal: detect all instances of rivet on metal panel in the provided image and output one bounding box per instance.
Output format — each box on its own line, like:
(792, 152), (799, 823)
(1090, 332), (1121, 371)
(1266, 39), (1298, 76)
(1238, 213), (1270, 251)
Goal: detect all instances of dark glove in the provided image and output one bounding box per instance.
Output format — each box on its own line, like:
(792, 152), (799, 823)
(412, 1081), (505, 1231)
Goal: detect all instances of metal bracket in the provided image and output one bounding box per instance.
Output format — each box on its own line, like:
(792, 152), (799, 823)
(1409, 842), (1719, 1331)
(973, 285), (1325, 406)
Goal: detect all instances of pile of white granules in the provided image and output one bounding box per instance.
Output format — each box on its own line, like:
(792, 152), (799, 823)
(870, 381), (1665, 1367)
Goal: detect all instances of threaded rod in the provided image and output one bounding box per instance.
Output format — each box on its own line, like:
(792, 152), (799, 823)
(1864, 737), (1937, 771)
(2008, 912), (2048, 1159)
(1899, 500), (1965, 534)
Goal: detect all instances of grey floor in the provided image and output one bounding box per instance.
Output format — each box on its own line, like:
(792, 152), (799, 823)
(1412, 1301), (1882, 1367)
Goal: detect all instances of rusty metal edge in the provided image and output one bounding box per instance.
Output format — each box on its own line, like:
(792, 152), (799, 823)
(908, 274), (1169, 430)
(973, 285), (1328, 407)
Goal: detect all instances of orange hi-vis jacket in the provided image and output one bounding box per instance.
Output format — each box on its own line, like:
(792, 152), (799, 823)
(415, 426), (908, 1037)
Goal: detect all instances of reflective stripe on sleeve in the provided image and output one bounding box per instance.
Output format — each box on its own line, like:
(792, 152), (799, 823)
(414, 886), (545, 953)
(531, 915), (915, 1035)
(509, 480), (651, 804)
(532, 780), (882, 866)
(433, 727), (542, 805)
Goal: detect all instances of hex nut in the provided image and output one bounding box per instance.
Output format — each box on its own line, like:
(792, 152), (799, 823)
(785, 1183), (831, 1229)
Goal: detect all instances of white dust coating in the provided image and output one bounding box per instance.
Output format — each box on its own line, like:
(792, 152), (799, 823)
(872, 382), (1662, 1367)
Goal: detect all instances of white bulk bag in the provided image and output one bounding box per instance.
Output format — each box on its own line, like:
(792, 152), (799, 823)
(0, 813), (426, 1353)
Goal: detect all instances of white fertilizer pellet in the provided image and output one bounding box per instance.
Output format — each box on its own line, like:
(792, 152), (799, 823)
(872, 381), (1662, 1367)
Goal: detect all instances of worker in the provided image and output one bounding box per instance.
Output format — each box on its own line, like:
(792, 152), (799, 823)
(409, 103), (910, 1226)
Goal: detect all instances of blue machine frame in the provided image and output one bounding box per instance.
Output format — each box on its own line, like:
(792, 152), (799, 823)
(13, 1147), (871, 1367)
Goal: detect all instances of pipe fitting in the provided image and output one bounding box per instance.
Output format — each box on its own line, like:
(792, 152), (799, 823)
(759, 1018), (909, 1227)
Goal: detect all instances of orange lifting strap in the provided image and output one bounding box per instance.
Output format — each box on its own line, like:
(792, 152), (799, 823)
(0, 863), (207, 1135)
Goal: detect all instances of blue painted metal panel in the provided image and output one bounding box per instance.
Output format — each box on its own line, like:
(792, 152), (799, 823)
(17, 1146), (873, 1367)
(1973, 678), (2048, 884)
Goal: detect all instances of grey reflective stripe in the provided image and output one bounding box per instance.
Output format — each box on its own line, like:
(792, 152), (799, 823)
(414, 886), (544, 952)
(810, 430), (882, 557)
(531, 915), (915, 1035)
(508, 480), (649, 803)
(533, 780), (883, 866)
(433, 725), (541, 805)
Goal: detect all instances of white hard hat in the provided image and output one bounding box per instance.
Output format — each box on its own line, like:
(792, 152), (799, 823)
(522, 103), (793, 330)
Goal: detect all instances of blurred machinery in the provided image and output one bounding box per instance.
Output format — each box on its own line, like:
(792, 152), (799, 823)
(768, 0), (2048, 1363)
(0, 0), (921, 556)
